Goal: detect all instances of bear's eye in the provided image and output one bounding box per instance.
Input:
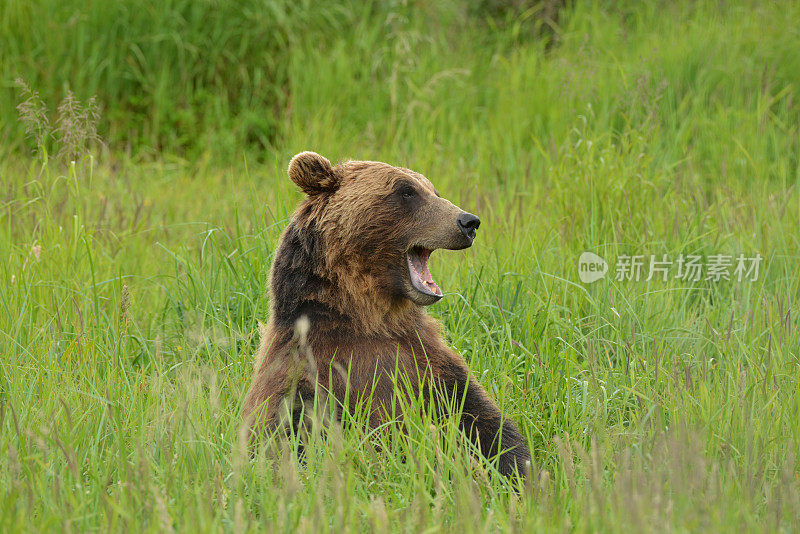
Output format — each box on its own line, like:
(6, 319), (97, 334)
(399, 186), (417, 199)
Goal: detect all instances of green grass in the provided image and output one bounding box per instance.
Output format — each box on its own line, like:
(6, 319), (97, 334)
(1, 1), (800, 531)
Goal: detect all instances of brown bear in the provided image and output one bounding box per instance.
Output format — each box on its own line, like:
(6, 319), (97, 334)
(243, 151), (531, 480)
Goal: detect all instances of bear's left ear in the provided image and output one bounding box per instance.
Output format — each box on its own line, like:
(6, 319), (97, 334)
(287, 151), (340, 196)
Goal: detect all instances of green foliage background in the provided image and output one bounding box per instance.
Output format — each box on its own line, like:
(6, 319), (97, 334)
(1, 0), (799, 531)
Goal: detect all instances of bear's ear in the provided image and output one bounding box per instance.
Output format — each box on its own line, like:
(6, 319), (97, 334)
(287, 151), (340, 196)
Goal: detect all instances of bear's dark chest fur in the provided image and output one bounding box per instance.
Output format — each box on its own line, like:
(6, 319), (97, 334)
(270, 220), (344, 328)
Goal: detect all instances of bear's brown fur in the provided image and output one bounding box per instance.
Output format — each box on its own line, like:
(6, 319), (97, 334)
(243, 152), (531, 479)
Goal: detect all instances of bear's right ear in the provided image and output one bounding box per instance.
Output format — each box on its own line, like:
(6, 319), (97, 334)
(287, 151), (340, 196)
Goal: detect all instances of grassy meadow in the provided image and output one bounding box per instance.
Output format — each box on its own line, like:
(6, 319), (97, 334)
(1, 0), (800, 531)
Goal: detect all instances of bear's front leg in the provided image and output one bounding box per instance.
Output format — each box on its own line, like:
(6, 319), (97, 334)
(436, 360), (530, 480)
(459, 376), (531, 480)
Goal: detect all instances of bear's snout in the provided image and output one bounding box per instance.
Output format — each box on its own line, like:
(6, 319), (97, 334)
(457, 212), (481, 243)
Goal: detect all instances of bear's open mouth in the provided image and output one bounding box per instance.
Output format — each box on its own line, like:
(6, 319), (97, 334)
(407, 247), (442, 298)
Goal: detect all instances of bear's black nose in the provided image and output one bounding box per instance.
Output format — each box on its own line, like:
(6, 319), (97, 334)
(457, 212), (481, 240)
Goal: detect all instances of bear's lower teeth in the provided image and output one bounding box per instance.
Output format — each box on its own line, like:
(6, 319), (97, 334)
(407, 247), (442, 297)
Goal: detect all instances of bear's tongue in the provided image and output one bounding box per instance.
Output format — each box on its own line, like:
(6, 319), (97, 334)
(407, 248), (442, 297)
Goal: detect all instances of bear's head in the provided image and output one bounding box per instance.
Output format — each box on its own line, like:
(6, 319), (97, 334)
(278, 151), (479, 331)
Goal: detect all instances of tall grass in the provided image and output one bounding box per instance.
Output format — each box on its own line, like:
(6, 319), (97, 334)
(0, 0), (372, 158)
(1, 0), (799, 531)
